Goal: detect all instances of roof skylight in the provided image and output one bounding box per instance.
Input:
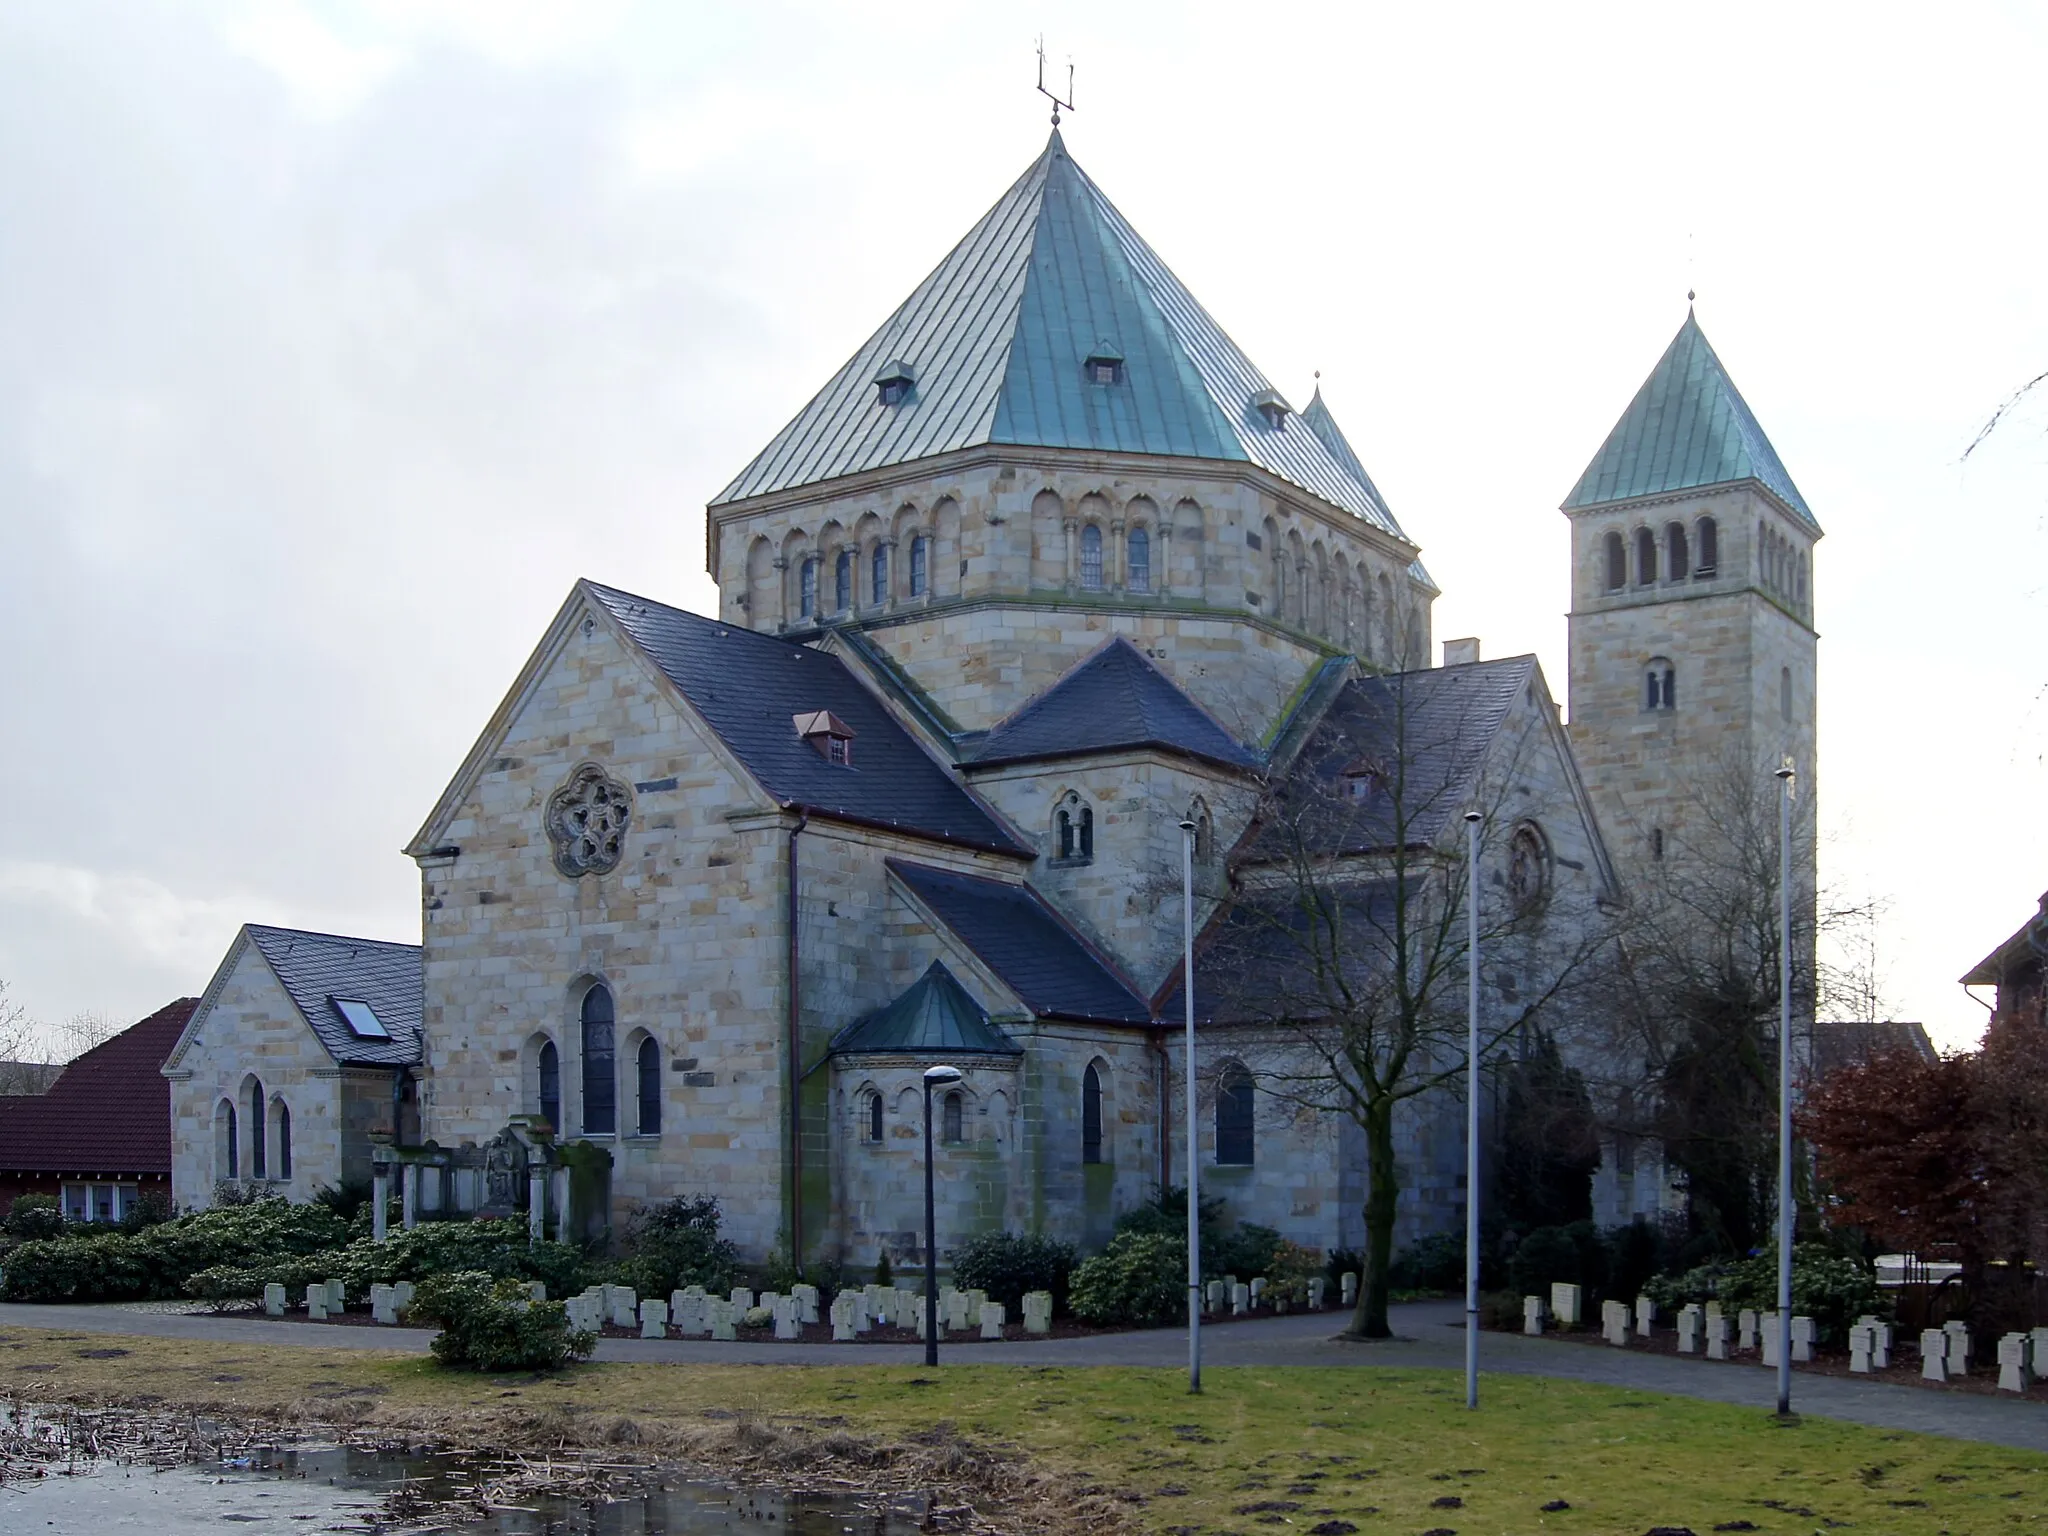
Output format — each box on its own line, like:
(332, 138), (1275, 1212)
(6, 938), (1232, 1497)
(873, 359), (916, 407)
(332, 997), (391, 1039)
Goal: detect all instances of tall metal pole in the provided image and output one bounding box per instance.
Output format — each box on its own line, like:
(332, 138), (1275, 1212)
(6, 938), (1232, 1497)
(1463, 810), (1481, 1411)
(1775, 764), (1795, 1417)
(1181, 820), (1201, 1394)
(924, 1073), (940, 1369)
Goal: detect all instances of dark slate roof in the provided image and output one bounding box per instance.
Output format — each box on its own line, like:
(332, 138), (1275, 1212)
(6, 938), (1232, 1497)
(968, 637), (1258, 771)
(588, 583), (1028, 855)
(1808, 1020), (1938, 1080)
(889, 860), (1151, 1025)
(245, 926), (423, 1068)
(1961, 891), (2048, 986)
(1257, 656), (1536, 857)
(829, 960), (1022, 1056)
(714, 132), (1405, 538)
(1565, 311), (1818, 529)
(0, 998), (194, 1175)
(1155, 880), (1408, 1026)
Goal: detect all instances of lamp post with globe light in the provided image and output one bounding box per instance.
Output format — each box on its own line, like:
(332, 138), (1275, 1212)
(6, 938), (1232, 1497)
(922, 1062), (963, 1367)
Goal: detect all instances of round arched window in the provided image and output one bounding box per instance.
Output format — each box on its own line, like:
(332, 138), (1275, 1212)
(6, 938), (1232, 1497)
(1507, 824), (1549, 910)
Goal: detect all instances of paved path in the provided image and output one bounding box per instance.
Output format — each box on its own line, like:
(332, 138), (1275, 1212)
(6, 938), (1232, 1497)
(5, 1299), (2046, 1454)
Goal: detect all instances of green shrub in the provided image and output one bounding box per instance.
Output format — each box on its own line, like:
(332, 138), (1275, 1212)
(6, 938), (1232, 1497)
(182, 1265), (278, 1312)
(120, 1191), (173, 1232)
(609, 1196), (738, 1299)
(0, 1230), (154, 1301)
(874, 1250), (893, 1288)
(1211, 1222), (1283, 1282)
(5, 1193), (65, 1241)
(1505, 1221), (1610, 1301)
(413, 1270), (595, 1372)
(1069, 1231), (1187, 1327)
(1266, 1240), (1326, 1303)
(949, 1231), (1077, 1315)
(1389, 1232), (1464, 1291)
(1716, 1243), (1886, 1344)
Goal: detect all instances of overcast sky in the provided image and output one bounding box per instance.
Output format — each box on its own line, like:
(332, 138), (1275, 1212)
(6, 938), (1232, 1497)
(3, 1), (2044, 1055)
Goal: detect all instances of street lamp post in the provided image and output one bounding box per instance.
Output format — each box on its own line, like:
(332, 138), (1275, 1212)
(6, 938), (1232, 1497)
(923, 1062), (963, 1369)
(1178, 817), (1201, 1395)
(1774, 763), (1796, 1418)
(1463, 809), (1481, 1412)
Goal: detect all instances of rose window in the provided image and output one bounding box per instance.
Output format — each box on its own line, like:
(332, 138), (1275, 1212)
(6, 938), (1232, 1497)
(545, 764), (632, 877)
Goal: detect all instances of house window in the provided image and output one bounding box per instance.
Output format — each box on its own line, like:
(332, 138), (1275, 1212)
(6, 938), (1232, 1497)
(247, 1079), (267, 1179)
(92, 1185), (114, 1223)
(1053, 793), (1094, 863)
(538, 1039), (561, 1131)
(1082, 1063), (1104, 1164)
(865, 1091), (883, 1143)
(909, 535), (929, 597)
(799, 558), (818, 619)
(63, 1184), (87, 1221)
(1635, 527), (1657, 586)
(834, 550), (852, 613)
(275, 1100), (293, 1181)
(793, 710), (856, 766)
(1216, 1065), (1255, 1166)
(1695, 516), (1719, 576)
(221, 1101), (238, 1181)
(943, 1090), (964, 1144)
(581, 984), (616, 1135)
(1080, 525), (1104, 590)
(637, 1035), (662, 1135)
(1127, 526), (1150, 593)
(1603, 531), (1625, 592)
(1644, 659), (1676, 711)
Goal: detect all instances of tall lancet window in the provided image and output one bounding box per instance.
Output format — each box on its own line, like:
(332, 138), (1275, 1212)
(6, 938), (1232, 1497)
(1127, 527), (1151, 593)
(871, 544), (889, 606)
(1080, 525), (1104, 590)
(834, 550), (852, 613)
(909, 535), (929, 597)
(580, 984), (616, 1135)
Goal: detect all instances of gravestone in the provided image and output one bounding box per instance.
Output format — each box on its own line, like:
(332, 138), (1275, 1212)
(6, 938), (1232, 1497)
(640, 1298), (668, 1339)
(1790, 1315), (1816, 1364)
(1249, 1278), (1266, 1306)
(2032, 1325), (2048, 1372)
(1232, 1283), (1251, 1317)
(1738, 1309), (1758, 1350)
(732, 1287), (755, 1313)
(528, 1282), (547, 1302)
(1850, 1322), (1875, 1373)
(1704, 1299), (1723, 1323)
(945, 1288), (972, 1332)
(371, 1284), (397, 1325)
(1635, 1296), (1656, 1339)
(1023, 1291), (1053, 1334)
(1523, 1295), (1547, 1336)
(1601, 1298), (1631, 1346)
(324, 1278), (346, 1313)
(305, 1283), (327, 1321)
(1308, 1276), (1327, 1311)
(1998, 1332), (2033, 1393)
(793, 1283), (819, 1324)
(897, 1288), (921, 1329)
(831, 1293), (856, 1342)
(1340, 1271), (1358, 1307)
(708, 1298), (736, 1342)
(263, 1282), (286, 1317)
(979, 1301), (1006, 1339)
(1676, 1304), (1702, 1354)
(1550, 1282), (1582, 1327)
(1944, 1320), (1971, 1378)
(392, 1280), (416, 1317)
(774, 1295), (801, 1340)
(1921, 1328), (1949, 1383)
(1205, 1280), (1226, 1313)
(610, 1287), (639, 1329)
(1760, 1313), (1782, 1368)
(1706, 1317), (1731, 1360)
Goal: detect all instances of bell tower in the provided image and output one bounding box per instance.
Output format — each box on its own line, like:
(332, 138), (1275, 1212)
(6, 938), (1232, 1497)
(1561, 311), (1820, 868)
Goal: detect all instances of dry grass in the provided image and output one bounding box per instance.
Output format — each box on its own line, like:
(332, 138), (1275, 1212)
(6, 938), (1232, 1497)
(3, 1325), (2046, 1534)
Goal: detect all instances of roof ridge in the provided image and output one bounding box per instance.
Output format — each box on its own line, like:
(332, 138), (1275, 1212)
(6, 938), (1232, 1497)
(245, 923), (419, 953)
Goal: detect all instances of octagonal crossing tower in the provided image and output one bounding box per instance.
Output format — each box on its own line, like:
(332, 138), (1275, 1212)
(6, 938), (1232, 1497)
(1561, 310), (1820, 876)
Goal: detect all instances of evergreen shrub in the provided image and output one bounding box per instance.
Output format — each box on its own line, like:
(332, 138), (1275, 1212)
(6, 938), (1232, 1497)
(949, 1231), (1077, 1315)
(414, 1270), (595, 1372)
(1068, 1231), (1186, 1327)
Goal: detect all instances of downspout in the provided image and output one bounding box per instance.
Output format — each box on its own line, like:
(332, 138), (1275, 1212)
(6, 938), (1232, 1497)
(787, 810), (810, 1278)
(1154, 1028), (1171, 1191)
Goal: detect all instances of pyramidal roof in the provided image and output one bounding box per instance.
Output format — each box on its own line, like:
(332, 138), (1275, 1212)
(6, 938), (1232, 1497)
(715, 132), (1404, 537)
(970, 636), (1257, 771)
(1565, 311), (1818, 529)
(829, 960), (1021, 1056)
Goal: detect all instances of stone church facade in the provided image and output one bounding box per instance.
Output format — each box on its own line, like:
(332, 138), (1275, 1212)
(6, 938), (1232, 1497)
(165, 131), (1820, 1266)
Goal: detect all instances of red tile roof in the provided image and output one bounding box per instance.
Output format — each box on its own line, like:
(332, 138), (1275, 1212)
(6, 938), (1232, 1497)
(0, 998), (195, 1177)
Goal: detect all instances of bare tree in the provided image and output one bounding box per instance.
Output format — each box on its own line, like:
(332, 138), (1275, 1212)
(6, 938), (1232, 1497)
(56, 1010), (120, 1061)
(0, 980), (52, 1096)
(1196, 644), (1617, 1338)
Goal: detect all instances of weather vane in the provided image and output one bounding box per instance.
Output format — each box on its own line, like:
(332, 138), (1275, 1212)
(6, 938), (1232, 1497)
(1036, 37), (1075, 127)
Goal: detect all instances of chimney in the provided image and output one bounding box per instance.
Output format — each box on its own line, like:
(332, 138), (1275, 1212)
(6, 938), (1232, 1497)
(1442, 637), (1481, 667)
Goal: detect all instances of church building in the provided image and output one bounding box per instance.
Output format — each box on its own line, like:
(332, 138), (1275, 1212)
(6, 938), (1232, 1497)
(164, 130), (1821, 1267)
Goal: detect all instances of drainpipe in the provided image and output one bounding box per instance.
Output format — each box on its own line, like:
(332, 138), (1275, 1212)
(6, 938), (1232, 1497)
(1154, 1030), (1171, 1191)
(787, 810), (810, 1278)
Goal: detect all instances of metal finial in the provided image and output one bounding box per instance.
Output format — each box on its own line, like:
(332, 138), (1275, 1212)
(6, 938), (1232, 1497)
(1036, 37), (1075, 128)
(1688, 289), (1696, 304)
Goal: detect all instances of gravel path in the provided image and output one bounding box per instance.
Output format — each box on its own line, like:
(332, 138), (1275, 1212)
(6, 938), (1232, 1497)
(5, 1297), (2046, 1453)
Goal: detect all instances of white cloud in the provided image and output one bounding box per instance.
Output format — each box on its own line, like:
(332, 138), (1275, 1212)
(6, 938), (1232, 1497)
(219, 2), (404, 117)
(0, 860), (253, 971)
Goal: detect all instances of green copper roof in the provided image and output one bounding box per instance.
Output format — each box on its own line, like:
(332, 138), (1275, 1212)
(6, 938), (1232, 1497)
(1564, 312), (1818, 531)
(829, 960), (1022, 1056)
(715, 133), (1404, 537)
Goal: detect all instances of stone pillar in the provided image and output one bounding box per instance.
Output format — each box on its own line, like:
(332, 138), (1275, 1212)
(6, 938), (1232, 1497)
(372, 1169), (389, 1243)
(771, 554), (788, 630)
(882, 538), (898, 608)
(1157, 524), (1172, 596)
(528, 1167), (546, 1245)
(1109, 518), (1125, 591)
(402, 1162), (418, 1231)
(1063, 518), (1078, 590)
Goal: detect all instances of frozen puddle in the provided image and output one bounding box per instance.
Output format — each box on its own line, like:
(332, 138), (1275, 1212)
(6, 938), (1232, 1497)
(5, 1441), (922, 1534)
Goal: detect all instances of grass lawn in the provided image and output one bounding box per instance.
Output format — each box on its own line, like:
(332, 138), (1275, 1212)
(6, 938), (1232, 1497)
(3, 1326), (2044, 1534)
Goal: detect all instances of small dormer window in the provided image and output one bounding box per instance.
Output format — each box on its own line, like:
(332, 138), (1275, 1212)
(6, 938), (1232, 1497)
(793, 710), (856, 766)
(1341, 758), (1386, 802)
(1251, 388), (1291, 428)
(1084, 341), (1125, 386)
(874, 360), (916, 407)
